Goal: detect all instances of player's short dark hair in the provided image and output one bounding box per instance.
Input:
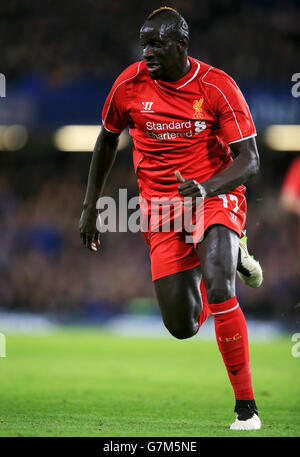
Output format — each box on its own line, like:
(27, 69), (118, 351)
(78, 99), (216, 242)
(145, 6), (189, 40)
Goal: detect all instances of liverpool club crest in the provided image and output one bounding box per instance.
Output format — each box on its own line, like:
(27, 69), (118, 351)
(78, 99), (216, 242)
(193, 98), (204, 119)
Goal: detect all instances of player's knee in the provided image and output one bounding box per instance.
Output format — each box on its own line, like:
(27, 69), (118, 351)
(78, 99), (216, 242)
(164, 318), (199, 340)
(203, 269), (235, 304)
(205, 284), (234, 304)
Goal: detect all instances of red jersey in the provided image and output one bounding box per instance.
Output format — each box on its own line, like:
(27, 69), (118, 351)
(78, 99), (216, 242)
(102, 57), (256, 199)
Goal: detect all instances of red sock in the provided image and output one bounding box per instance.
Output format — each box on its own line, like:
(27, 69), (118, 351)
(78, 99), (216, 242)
(209, 296), (254, 400)
(196, 280), (211, 332)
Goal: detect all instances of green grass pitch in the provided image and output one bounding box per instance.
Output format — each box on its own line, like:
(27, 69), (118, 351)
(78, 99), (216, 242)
(0, 329), (299, 437)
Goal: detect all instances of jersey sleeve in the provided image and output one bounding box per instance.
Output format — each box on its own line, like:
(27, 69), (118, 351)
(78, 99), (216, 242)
(203, 68), (256, 145)
(281, 157), (300, 197)
(102, 73), (131, 133)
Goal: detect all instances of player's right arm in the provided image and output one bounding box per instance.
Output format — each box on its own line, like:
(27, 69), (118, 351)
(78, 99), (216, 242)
(79, 63), (137, 251)
(79, 127), (120, 251)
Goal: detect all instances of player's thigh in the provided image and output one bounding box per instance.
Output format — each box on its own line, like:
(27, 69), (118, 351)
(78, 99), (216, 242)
(196, 224), (239, 303)
(154, 265), (202, 333)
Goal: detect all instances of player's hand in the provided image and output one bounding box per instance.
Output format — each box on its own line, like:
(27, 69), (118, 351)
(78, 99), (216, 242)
(175, 170), (207, 200)
(79, 206), (100, 252)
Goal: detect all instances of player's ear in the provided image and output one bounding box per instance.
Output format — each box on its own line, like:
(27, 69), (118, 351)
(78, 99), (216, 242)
(176, 37), (189, 52)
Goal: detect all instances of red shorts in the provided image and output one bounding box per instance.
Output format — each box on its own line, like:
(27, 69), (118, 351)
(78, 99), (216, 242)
(141, 189), (247, 281)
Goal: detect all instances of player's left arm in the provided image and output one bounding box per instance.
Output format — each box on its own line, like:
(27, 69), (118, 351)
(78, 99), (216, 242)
(177, 69), (259, 198)
(202, 136), (259, 197)
(176, 137), (259, 198)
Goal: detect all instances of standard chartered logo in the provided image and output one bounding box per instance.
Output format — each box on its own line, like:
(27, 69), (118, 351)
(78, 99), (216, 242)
(145, 120), (206, 140)
(146, 120), (192, 131)
(194, 120), (207, 134)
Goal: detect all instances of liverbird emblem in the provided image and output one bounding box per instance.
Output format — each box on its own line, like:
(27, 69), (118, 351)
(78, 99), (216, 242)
(193, 98), (204, 119)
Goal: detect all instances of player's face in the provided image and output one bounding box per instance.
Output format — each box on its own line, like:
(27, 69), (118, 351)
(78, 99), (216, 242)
(140, 23), (184, 81)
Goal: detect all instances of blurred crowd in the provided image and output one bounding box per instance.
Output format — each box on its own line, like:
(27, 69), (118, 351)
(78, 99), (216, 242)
(0, 155), (153, 317)
(0, 149), (298, 320)
(0, 1), (299, 321)
(1, 0), (299, 85)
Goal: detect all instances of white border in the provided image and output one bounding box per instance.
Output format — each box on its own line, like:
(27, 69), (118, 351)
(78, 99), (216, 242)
(202, 67), (243, 140)
(102, 61), (142, 130)
(211, 304), (239, 315)
(176, 60), (201, 90)
(228, 133), (257, 145)
(154, 58), (201, 92)
(102, 124), (121, 134)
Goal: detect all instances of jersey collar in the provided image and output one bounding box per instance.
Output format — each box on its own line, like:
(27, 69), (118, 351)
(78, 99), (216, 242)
(154, 57), (200, 91)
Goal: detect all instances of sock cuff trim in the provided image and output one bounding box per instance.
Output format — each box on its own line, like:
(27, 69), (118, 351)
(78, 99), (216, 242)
(208, 296), (239, 314)
(211, 303), (239, 315)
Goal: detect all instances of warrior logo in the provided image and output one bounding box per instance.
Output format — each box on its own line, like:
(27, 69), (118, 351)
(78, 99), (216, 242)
(141, 101), (154, 112)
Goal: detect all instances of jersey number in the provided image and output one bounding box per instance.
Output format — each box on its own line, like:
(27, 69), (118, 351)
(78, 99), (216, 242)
(218, 194), (239, 213)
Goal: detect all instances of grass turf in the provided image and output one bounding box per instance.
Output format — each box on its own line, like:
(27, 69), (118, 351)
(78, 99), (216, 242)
(0, 329), (299, 437)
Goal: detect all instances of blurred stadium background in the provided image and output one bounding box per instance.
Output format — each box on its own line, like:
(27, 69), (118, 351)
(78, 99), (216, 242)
(0, 0), (299, 336)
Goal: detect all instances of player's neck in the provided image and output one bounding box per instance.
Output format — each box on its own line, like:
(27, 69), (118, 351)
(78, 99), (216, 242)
(161, 57), (191, 82)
